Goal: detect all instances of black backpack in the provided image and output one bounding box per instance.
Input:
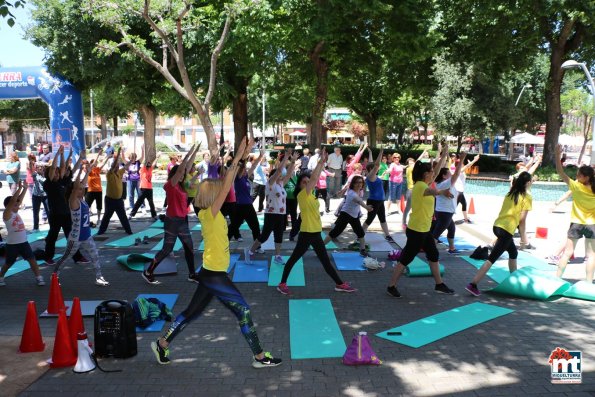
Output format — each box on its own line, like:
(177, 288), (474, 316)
(470, 246), (489, 260)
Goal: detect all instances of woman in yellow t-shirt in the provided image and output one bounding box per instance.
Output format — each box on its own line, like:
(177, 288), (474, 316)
(387, 144), (453, 298)
(554, 145), (595, 282)
(277, 149), (356, 295)
(150, 138), (282, 369)
(465, 171), (533, 296)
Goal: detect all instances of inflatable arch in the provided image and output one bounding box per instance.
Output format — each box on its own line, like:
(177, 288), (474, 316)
(0, 66), (84, 155)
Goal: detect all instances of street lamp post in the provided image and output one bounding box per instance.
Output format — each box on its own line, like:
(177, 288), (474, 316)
(515, 83), (532, 106)
(561, 60), (595, 166)
(509, 84), (532, 159)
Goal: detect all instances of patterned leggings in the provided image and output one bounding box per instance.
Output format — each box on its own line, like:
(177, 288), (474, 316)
(162, 268), (263, 355)
(147, 216), (195, 275)
(53, 238), (102, 278)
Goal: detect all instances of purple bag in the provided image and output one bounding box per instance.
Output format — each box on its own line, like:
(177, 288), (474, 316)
(342, 332), (382, 366)
(388, 249), (401, 261)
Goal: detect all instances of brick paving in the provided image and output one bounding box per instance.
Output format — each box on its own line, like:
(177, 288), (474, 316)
(1, 192), (594, 397)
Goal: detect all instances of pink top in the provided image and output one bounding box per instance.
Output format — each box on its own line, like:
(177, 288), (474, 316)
(163, 181), (188, 218)
(389, 163), (403, 183)
(26, 168), (34, 184)
(316, 170), (330, 189)
(225, 183), (236, 203)
(346, 151), (363, 178)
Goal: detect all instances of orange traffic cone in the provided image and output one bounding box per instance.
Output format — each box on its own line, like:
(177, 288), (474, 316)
(47, 273), (65, 315)
(19, 301), (45, 353)
(468, 197), (476, 215)
(399, 196), (405, 213)
(50, 309), (77, 368)
(68, 297), (85, 354)
(535, 227), (548, 239)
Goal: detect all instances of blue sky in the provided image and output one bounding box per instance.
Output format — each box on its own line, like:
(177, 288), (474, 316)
(0, 3), (45, 67)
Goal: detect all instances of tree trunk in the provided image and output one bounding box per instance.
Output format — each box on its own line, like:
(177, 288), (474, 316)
(457, 134), (463, 153)
(14, 126), (24, 150)
(543, 51), (564, 166)
(365, 116), (377, 148)
(232, 84), (248, 152)
(139, 104), (157, 161)
(578, 115), (592, 165)
(309, 41), (329, 149)
(100, 115), (107, 140)
(112, 116), (119, 137)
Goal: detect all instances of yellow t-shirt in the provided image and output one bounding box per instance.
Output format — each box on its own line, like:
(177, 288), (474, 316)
(198, 207), (230, 272)
(297, 189), (321, 233)
(408, 181), (434, 232)
(406, 167), (414, 190)
(568, 179), (595, 225)
(106, 168), (125, 199)
(494, 193), (532, 234)
(184, 172), (199, 199)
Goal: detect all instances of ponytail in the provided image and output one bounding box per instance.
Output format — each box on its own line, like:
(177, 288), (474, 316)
(507, 171), (531, 205)
(578, 165), (595, 194)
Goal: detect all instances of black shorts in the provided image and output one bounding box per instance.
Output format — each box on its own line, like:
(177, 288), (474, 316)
(567, 223), (595, 239)
(259, 213), (286, 244)
(85, 191), (103, 211)
(398, 228), (439, 265)
(5, 242), (34, 264)
(330, 212), (365, 239)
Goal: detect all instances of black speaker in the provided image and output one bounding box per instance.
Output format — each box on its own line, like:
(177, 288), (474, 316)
(94, 300), (137, 358)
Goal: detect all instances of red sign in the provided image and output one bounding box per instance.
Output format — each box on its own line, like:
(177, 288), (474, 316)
(0, 72), (23, 82)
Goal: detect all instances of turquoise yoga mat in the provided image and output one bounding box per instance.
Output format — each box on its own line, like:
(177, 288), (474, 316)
(289, 299), (346, 359)
(149, 220), (164, 228)
(405, 256), (445, 277)
(106, 228), (163, 247)
(461, 254), (556, 284)
(27, 229), (49, 243)
(135, 294), (179, 333)
(332, 252), (366, 271)
(232, 260), (269, 283)
(268, 256), (305, 287)
(151, 238), (183, 252)
(4, 255), (59, 278)
(116, 252), (177, 275)
(321, 232), (338, 249)
(191, 223), (202, 231)
(562, 281), (595, 302)
(437, 236), (477, 251)
(376, 302), (514, 348)
(489, 267), (571, 300)
(56, 229), (99, 248)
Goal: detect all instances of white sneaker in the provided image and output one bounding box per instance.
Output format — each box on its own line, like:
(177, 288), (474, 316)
(255, 248), (265, 254)
(274, 255), (285, 265)
(95, 276), (110, 286)
(243, 248), (252, 264)
(36, 276), (45, 286)
(0, 277), (5, 286)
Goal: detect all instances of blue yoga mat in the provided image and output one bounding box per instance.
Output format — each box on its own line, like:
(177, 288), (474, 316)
(232, 260), (269, 282)
(135, 294), (179, 333)
(289, 299), (346, 359)
(332, 252), (366, 271)
(56, 229), (99, 248)
(105, 228), (163, 247)
(376, 302), (514, 348)
(268, 256), (305, 287)
(197, 254), (240, 274)
(151, 238), (183, 252)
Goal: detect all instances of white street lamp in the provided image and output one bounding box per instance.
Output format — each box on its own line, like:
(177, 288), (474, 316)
(515, 83), (532, 106)
(561, 60), (595, 166)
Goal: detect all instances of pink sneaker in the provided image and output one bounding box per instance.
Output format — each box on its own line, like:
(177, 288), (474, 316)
(335, 282), (357, 293)
(277, 283), (291, 295)
(401, 224), (407, 231)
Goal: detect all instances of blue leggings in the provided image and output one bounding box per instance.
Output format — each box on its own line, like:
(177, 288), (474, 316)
(162, 268), (263, 355)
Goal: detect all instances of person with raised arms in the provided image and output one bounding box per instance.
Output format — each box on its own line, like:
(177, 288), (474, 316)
(129, 145), (160, 220)
(150, 138), (282, 369)
(362, 148), (395, 244)
(277, 148), (356, 295)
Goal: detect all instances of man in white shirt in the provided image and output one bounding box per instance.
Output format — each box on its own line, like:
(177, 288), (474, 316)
(307, 148), (320, 170)
(327, 146), (343, 198)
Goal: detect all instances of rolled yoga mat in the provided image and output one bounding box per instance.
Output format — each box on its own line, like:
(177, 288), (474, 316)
(116, 252), (177, 275)
(404, 256), (445, 277)
(488, 266), (571, 300)
(461, 253), (555, 284)
(268, 256), (305, 287)
(289, 299), (346, 359)
(376, 302), (514, 348)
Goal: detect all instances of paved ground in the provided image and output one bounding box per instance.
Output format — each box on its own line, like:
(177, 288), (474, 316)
(0, 188), (594, 397)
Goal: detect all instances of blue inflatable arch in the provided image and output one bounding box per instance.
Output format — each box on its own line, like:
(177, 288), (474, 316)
(0, 66), (83, 155)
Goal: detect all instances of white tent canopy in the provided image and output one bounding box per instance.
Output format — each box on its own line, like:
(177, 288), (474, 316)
(289, 131), (307, 137)
(510, 133), (544, 145)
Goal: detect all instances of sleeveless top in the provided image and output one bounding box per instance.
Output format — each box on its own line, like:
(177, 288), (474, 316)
(69, 200), (92, 241)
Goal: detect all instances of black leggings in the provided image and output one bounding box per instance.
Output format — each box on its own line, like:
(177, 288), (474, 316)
(130, 188), (157, 218)
(251, 184), (266, 212)
(364, 199), (386, 225)
(316, 188), (330, 212)
(228, 203), (261, 241)
(286, 199), (299, 239)
(256, 213), (285, 245)
(399, 228), (439, 266)
(488, 226), (518, 263)
(281, 232), (343, 285)
(162, 268), (263, 355)
(457, 192), (467, 212)
(431, 211), (456, 240)
(147, 216), (195, 275)
(45, 212), (84, 262)
(330, 212), (365, 239)
(221, 202), (240, 239)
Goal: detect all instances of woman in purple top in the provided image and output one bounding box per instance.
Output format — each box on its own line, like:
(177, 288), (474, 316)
(127, 152), (142, 209)
(227, 150), (265, 242)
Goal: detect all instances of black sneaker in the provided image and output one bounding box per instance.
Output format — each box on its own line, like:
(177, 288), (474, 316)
(187, 273), (200, 283)
(435, 283), (454, 294)
(142, 271), (161, 285)
(386, 286), (402, 298)
(385, 235), (396, 244)
(252, 352), (282, 369)
(150, 340), (170, 365)
(359, 249), (368, 258)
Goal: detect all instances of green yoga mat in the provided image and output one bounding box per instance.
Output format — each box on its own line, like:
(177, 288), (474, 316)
(268, 256), (305, 287)
(562, 281), (595, 301)
(489, 267), (571, 300)
(117, 253), (156, 272)
(405, 257), (445, 277)
(151, 238), (183, 252)
(321, 232), (338, 249)
(289, 299), (346, 359)
(56, 229), (99, 248)
(376, 302), (514, 348)
(106, 228), (163, 247)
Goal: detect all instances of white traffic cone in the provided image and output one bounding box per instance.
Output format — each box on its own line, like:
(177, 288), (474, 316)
(73, 332), (96, 373)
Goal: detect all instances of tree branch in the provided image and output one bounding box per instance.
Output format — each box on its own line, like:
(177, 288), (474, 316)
(204, 13), (233, 110)
(142, 0), (179, 63)
(556, 18), (575, 52)
(564, 21), (585, 54)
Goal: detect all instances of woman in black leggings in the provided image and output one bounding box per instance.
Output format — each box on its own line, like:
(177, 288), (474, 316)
(277, 149), (356, 295)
